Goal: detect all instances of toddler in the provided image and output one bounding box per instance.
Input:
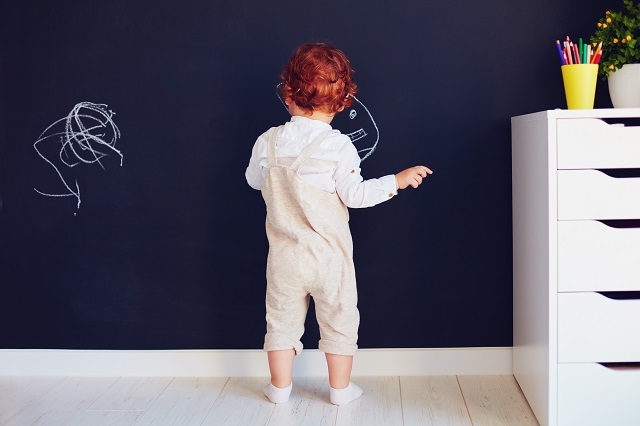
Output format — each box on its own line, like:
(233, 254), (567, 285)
(245, 42), (432, 405)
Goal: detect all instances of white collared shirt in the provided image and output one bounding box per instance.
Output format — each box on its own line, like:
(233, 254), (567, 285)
(245, 116), (397, 208)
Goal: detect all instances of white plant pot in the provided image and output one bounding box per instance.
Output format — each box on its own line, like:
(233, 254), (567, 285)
(607, 63), (640, 108)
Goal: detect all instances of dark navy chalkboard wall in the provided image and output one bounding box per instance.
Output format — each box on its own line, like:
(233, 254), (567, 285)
(0, 1), (618, 349)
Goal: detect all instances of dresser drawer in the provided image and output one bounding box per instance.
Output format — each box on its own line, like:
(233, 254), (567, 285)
(558, 292), (640, 363)
(558, 363), (640, 426)
(557, 118), (640, 169)
(557, 170), (640, 220)
(558, 221), (640, 292)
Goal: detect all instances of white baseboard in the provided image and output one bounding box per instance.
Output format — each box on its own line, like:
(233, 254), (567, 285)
(0, 347), (512, 377)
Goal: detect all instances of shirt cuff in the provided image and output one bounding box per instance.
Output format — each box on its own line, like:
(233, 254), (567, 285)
(380, 174), (398, 199)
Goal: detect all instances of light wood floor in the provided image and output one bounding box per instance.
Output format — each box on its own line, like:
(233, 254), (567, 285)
(0, 375), (539, 425)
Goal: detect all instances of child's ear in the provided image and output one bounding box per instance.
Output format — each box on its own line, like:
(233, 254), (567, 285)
(337, 106), (345, 112)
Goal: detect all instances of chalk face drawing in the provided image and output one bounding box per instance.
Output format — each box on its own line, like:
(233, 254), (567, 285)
(33, 102), (122, 210)
(276, 83), (379, 161)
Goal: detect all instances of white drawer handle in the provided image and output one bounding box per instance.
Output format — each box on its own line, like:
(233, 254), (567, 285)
(599, 219), (640, 229)
(600, 168), (640, 179)
(603, 117), (640, 128)
(598, 291), (640, 300)
(600, 362), (640, 371)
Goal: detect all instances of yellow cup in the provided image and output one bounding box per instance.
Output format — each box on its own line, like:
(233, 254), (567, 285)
(561, 64), (598, 109)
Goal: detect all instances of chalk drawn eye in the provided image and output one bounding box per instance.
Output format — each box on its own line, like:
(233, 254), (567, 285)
(349, 109), (357, 119)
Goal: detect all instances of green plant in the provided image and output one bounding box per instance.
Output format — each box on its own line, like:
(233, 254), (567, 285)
(591, 0), (640, 78)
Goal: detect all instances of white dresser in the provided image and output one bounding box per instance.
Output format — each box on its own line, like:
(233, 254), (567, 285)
(512, 109), (640, 426)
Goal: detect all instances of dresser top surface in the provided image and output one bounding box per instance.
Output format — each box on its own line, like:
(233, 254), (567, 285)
(512, 108), (640, 122)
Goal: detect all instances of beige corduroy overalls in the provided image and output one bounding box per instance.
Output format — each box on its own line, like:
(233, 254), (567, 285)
(261, 127), (359, 356)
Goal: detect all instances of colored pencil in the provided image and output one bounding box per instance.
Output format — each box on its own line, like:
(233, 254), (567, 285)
(591, 41), (603, 64)
(594, 48), (603, 65)
(565, 41), (573, 64)
(572, 42), (581, 64)
(556, 40), (566, 65)
(579, 38), (583, 60)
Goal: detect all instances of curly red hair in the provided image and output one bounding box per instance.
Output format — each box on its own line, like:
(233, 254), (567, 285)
(280, 43), (358, 115)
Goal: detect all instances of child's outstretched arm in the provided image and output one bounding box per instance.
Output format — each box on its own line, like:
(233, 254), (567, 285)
(395, 166), (433, 190)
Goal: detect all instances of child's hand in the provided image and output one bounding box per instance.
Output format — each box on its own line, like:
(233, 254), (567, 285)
(395, 166), (433, 190)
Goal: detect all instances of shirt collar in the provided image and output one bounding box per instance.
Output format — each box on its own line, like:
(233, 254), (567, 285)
(290, 115), (333, 130)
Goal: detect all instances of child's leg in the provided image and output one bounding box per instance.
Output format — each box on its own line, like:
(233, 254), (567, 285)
(313, 271), (361, 405)
(262, 282), (308, 403)
(268, 349), (295, 387)
(326, 353), (363, 405)
(325, 353), (353, 389)
(263, 349), (295, 404)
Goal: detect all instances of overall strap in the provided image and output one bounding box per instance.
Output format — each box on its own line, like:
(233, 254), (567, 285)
(290, 130), (334, 170)
(266, 127), (282, 167)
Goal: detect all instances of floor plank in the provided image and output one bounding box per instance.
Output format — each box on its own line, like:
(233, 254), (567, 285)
(335, 376), (403, 426)
(268, 377), (337, 426)
(70, 410), (145, 425)
(0, 376), (65, 424)
(86, 376), (173, 411)
(457, 375), (539, 426)
(400, 376), (472, 426)
(4, 376), (117, 426)
(200, 377), (275, 425)
(136, 377), (228, 425)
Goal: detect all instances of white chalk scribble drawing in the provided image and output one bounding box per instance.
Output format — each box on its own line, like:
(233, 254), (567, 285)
(33, 102), (122, 210)
(276, 83), (379, 161)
